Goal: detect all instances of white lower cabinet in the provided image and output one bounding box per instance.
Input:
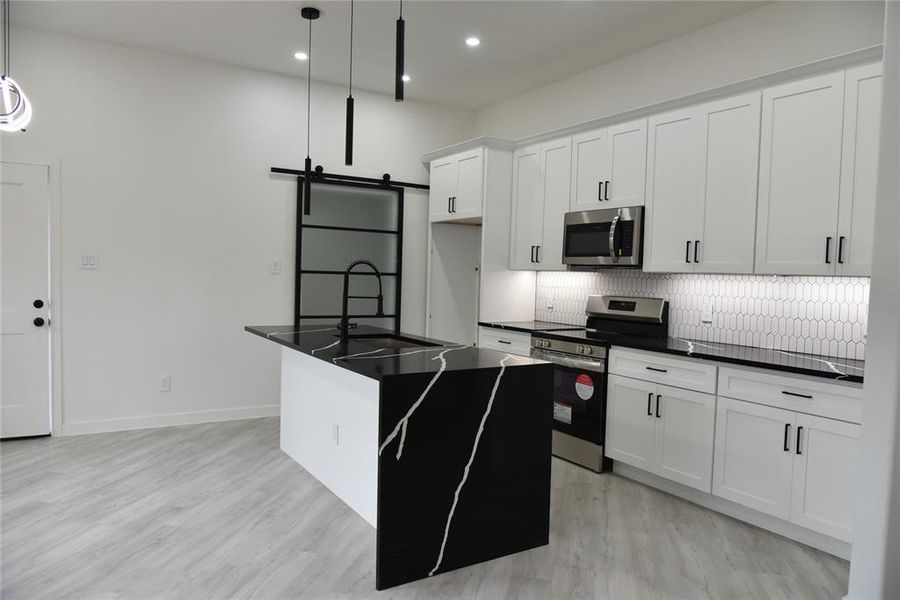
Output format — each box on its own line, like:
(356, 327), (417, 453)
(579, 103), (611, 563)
(712, 395), (860, 542)
(606, 374), (715, 492)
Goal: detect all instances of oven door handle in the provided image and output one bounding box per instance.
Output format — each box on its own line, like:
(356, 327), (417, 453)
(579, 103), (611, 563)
(530, 348), (606, 371)
(608, 214), (620, 263)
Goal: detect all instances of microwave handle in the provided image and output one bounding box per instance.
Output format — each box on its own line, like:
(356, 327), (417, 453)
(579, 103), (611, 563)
(608, 213), (620, 263)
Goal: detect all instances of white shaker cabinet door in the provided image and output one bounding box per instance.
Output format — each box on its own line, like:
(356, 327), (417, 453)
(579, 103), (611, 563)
(696, 93), (761, 274)
(712, 397), (795, 520)
(509, 145), (543, 270)
(453, 149), (485, 220)
(837, 63), (882, 276)
(429, 157), (456, 221)
(605, 118), (647, 209)
(653, 384), (716, 493)
(790, 413), (860, 542)
(644, 107), (704, 272)
(570, 127), (611, 212)
(606, 374), (658, 470)
(538, 138), (571, 270)
(755, 72), (845, 275)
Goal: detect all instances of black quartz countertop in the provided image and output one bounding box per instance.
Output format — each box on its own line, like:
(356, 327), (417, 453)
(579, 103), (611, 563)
(480, 322), (865, 383)
(477, 320), (587, 333)
(246, 324), (545, 381)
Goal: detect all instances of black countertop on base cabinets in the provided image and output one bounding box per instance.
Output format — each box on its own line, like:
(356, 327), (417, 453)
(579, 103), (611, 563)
(478, 322), (865, 384)
(476, 320), (587, 334)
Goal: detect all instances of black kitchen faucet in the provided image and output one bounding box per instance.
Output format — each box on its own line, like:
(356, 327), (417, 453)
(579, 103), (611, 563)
(339, 259), (384, 341)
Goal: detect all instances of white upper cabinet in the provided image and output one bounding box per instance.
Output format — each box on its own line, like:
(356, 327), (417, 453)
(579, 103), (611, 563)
(755, 72), (845, 275)
(837, 63), (883, 276)
(538, 138), (571, 270)
(428, 148), (484, 222)
(644, 93), (760, 273)
(570, 118), (647, 212)
(644, 107), (704, 272)
(509, 137), (571, 270)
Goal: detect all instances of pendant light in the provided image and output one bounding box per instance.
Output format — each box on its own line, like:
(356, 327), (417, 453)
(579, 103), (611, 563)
(0, 0), (32, 132)
(300, 6), (320, 214)
(344, 0), (354, 165)
(394, 0), (404, 102)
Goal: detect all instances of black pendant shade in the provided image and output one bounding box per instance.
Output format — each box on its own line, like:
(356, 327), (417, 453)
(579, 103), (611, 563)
(345, 0), (354, 165)
(394, 0), (404, 102)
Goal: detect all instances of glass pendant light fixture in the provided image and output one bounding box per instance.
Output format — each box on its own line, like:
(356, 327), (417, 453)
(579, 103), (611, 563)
(0, 0), (31, 132)
(345, 0), (354, 165)
(394, 0), (404, 101)
(300, 6), (320, 214)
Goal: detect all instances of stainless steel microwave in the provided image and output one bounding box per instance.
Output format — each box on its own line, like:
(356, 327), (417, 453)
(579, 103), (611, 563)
(562, 207), (644, 267)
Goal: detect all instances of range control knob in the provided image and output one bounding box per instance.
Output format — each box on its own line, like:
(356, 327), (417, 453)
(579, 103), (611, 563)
(583, 346), (593, 355)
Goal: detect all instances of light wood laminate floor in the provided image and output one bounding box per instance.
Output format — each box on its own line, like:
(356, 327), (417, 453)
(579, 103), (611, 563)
(1, 417), (849, 599)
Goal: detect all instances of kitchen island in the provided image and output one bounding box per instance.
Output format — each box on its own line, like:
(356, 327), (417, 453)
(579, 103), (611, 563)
(245, 324), (554, 590)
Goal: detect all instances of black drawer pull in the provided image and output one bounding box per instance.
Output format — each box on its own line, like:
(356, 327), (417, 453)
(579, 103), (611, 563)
(646, 366), (668, 373)
(783, 423), (791, 452)
(796, 426), (803, 455)
(497, 340), (511, 345)
(647, 392), (653, 416)
(782, 391), (813, 399)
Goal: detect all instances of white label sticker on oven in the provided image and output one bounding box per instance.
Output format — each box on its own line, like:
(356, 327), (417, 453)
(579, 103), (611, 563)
(574, 373), (594, 400)
(553, 402), (573, 424)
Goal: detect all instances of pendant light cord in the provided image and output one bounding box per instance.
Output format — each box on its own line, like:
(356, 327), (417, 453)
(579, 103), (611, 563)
(3, 0), (10, 77)
(306, 14), (312, 159)
(399, 0), (403, 18)
(348, 0), (353, 96)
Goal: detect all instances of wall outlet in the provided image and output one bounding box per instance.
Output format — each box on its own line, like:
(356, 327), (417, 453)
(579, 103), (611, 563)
(546, 296), (555, 311)
(270, 259), (282, 275)
(80, 254), (99, 269)
(159, 375), (172, 392)
(701, 301), (714, 324)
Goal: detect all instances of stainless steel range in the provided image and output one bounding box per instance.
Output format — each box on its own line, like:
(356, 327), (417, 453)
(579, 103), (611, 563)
(530, 295), (669, 472)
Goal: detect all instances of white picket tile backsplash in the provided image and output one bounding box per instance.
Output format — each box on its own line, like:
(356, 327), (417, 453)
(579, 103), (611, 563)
(535, 271), (869, 360)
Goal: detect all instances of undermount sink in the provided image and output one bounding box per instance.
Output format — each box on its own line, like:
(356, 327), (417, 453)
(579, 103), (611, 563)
(345, 333), (442, 350)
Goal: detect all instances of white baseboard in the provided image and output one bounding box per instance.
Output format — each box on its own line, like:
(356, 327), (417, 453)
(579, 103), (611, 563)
(613, 462), (852, 561)
(61, 405), (279, 436)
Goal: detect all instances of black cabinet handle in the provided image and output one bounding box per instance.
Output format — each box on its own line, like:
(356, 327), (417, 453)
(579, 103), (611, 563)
(825, 236), (832, 264)
(694, 240), (700, 263)
(604, 181), (610, 201)
(647, 392), (653, 416)
(598, 181), (604, 201)
(33, 317), (45, 327)
(448, 198), (451, 213)
(782, 391), (813, 399)
(536, 246), (541, 263)
(685, 241), (692, 264)
(497, 339), (511, 345)
(655, 394), (661, 418)
(783, 423), (791, 452)
(645, 366), (668, 373)
(838, 236), (845, 264)
(530, 246), (535, 263)
(33, 299), (45, 309)
(796, 426), (803, 455)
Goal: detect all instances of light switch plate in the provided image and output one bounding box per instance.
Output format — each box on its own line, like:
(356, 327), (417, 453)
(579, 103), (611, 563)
(159, 375), (172, 392)
(80, 254), (99, 269)
(270, 259), (282, 275)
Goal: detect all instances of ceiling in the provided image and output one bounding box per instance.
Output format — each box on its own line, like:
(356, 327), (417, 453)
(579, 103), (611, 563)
(15, 0), (765, 108)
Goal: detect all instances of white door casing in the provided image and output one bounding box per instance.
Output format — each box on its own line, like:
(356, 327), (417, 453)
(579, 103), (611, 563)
(1, 162), (52, 438)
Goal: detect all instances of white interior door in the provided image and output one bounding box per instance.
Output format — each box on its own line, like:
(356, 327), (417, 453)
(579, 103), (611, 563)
(837, 63), (882, 276)
(712, 396), (795, 519)
(790, 414), (860, 542)
(1, 162), (51, 438)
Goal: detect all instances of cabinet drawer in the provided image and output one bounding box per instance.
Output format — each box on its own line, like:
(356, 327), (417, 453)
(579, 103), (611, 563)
(718, 366), (863, 424)
(477, 327), (532, 357)
(609, 347), (717, 394)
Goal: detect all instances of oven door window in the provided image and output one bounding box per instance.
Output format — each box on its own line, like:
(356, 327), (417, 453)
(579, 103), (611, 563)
(564, 221), (635, 259)
(551, 365), (606, 444)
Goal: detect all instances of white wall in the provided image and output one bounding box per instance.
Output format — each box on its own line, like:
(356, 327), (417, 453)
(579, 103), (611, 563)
(0, 28), (474, 434)
(848, 2), (900, 597)
(475, 1), (886, 139)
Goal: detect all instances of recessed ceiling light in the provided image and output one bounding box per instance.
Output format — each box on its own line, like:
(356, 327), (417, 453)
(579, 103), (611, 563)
(294, 51), (308, 61)
(402, 74), (411, 83)
(465, 37), (480, 47)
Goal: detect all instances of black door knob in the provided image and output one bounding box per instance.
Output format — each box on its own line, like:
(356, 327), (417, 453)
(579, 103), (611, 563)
(33, 317), (45, 327)
(33, 299), (44, 309)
